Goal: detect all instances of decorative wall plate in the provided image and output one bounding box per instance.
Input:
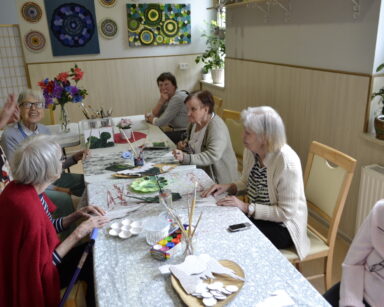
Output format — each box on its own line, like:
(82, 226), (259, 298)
(21, 2), (42, 23)
(98, 0), (117, 8)
(99, 18), (118, 39)
(24, 31), (45, 52)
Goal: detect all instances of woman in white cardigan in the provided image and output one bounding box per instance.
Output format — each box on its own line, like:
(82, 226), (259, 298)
(324, 199), (384, 307)
(202, 106), (309, 260)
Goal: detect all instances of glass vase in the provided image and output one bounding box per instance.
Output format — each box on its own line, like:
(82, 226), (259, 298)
(60, 104), (70, 133)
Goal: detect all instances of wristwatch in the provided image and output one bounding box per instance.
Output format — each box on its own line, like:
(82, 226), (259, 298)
(247, 203), (255, 217)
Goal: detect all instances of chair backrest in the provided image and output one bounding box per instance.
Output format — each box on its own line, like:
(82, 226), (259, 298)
(222, 109), (244, 159)
(304, 141), (356, 247)
(213, 96), (223, 117)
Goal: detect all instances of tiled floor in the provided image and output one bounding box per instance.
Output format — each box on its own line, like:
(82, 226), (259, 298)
(69, 159), (351, 297)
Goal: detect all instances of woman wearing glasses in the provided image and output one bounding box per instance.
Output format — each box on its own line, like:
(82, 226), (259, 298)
(0, 89), (86, 218)
(324, 199), (384, 306)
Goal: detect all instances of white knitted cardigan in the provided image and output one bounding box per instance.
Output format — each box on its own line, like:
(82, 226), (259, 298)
(234, 145), (310, 260)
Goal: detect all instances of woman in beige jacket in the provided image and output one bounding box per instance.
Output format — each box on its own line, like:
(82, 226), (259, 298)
(172, 90), (238, 184)
(202, 106), (309, 260)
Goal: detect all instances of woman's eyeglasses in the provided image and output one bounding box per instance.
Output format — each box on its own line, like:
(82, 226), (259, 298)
(20, 102), (44, 109)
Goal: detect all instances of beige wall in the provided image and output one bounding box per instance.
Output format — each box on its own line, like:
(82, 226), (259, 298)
(27, 55), (202, 123)
(222, 58), (384, 239)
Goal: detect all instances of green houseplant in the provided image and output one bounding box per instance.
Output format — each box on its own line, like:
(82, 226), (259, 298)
(371, 64), (384, 140)
(195, 20), (225, 84)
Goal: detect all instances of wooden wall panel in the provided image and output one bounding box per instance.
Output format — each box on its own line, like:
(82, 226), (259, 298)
(225, 58), (384, 239)
(27, 55), (201, 123)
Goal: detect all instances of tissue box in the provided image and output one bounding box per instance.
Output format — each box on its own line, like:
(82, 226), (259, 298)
(150, 227), (183, 261)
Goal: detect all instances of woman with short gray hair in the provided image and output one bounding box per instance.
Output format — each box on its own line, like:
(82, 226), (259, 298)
(203, 106), (310, 260)
(0, 135), (109, 306)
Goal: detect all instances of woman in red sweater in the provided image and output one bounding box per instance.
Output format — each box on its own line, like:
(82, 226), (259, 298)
(0, 134), (109, 307)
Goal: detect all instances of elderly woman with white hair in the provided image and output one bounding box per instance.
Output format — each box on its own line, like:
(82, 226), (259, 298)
(0, 135), (108, 307)
(202, 106), (310, 260)
(1, 89), (86, 195)
(0, 89), (86, 217)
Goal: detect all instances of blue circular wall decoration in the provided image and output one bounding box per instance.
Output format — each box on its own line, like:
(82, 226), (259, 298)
(51, 3), (96, 48)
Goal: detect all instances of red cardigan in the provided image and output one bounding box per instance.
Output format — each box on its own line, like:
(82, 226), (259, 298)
(0, 182), (61, 307)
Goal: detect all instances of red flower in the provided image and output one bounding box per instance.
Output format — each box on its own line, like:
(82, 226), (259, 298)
(56, 72), (69, 82)
(46, 80), (55, 93)
(72, 67), (84, 81)
(37, 81), (46, 88)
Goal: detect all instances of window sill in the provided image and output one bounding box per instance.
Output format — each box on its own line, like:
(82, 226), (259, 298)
(200, 80), (225, 89)
(361, 132), (384, 146)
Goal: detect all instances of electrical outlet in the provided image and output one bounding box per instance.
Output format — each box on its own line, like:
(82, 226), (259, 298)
(179, 63), (189, 70)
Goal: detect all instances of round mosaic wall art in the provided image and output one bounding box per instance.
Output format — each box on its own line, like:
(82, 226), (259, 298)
(139, 29), (154, 45)
(144, 4), (162, 27)
(162, 20), (178, 38)
(24, 30), (45, 52)
(99, 18), (118, 39)
(51, 3), (96, 48)
(98, 0), (117, 8)
(21, 2), (42, 23)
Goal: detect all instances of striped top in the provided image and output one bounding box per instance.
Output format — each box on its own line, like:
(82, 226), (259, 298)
(39, 195), (63, 266)
(247, 154), (270, 205)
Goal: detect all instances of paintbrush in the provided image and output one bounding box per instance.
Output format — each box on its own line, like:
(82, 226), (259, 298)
(120, 128), (138, 156)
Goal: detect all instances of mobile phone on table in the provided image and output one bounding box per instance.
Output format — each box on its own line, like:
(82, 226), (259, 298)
(227, 222), (251, 232)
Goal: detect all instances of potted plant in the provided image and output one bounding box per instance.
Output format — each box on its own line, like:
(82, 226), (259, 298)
(201, 66), (211, 81)
(116, 118), (133, 139)
(371, 64), (384, 140)
(195, 20), (225, 84)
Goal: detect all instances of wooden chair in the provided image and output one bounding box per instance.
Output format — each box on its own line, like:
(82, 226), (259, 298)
(280, 141), (356, 290)
(222, 109), (244, 172)
(213, 96), (223, 117)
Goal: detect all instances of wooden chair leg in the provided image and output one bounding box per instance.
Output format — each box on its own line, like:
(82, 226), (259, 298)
(325, 255), (333, 290)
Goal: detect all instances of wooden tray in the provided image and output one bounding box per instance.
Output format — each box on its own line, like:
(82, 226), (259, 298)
(171, 260), (245, 307)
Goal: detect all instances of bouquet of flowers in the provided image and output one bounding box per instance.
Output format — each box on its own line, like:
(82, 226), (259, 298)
(116, 118), (132, 129)
(38, 64), (88, 110)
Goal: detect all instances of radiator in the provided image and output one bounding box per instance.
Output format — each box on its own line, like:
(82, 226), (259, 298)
(356, 164), (384, 231)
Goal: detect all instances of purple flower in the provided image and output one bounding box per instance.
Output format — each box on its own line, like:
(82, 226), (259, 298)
(73, 95), (83, 103)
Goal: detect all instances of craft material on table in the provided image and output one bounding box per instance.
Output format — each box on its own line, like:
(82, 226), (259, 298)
(255, 290), (295, 307)
(107, 219), (143, 239)
(126, 192), (182, 203)
(113, 131), (147, 144)
(130, 176), (168, 193)
(167, 255), (245, 307)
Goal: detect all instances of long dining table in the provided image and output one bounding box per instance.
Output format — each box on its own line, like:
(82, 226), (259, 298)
(82, 115), (330, 306)
(81, 115), (183, 184)
(87, 169), (330, 306)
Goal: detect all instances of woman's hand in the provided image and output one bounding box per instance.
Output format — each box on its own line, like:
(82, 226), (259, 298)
(62, 205), (106, 229)
(177, 140), (187, 150)
(0, 94), (19, 129)
(74, 215), (109, 240)
(56, 213), (109, 258)
(75, 205), (106, 219)
(201, 184), (233, 197)
(72, 149), (89, 162)
(172, 149), (184, 162)
(145, 113), (154, 123)
(217, 196), (248, 213)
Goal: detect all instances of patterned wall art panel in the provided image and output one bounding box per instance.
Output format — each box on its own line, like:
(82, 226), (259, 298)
(21, 2), (43, 23)
(44, 0), (100, 56)
(126, 3), (191, 47)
